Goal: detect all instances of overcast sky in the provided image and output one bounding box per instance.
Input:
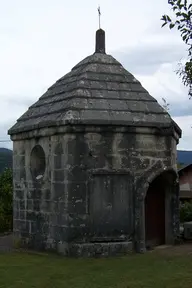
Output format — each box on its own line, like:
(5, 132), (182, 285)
(0, 0), (191, 150)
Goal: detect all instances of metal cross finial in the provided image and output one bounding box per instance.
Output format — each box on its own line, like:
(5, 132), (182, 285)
(98, 6), (101, 29)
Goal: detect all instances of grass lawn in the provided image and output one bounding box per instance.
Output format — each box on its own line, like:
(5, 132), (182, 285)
(0, 249), (192, 288)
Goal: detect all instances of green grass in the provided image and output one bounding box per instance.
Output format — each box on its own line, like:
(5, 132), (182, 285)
(0, 251), (192, 288)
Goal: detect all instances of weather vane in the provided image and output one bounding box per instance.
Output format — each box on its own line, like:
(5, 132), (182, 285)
(98, 6), (101, 29)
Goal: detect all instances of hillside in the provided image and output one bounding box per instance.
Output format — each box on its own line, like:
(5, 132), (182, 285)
(177, 150), (192, 166)
(0, 148), (191, 175)
(0, 148), (13, 174)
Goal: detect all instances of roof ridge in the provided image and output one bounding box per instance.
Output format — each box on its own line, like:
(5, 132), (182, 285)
(71, 53), (121, 70)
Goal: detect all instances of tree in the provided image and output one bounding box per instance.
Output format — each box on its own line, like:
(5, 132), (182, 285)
(161, 0), (192, 98)
(177, 162), (185, 169)
(0, 168), (13, 232)
(180, 201), (192, 223)
(162, 97), (170, 111)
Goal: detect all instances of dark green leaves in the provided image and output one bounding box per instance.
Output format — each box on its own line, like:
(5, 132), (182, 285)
(0, 168), (13, 232)
(161, 0), (192, 98)
(169, 23), (175, 29)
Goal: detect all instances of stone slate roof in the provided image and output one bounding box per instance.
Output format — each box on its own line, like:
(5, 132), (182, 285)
(8, 33), (180, 135)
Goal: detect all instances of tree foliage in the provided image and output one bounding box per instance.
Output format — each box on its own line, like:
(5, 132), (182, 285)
(180, 201), (192, 222)
(162, 97), (170, 111)
(177, 162), (185, 169)
(0, 148), (13, 175)
(0, 168), (13, 232)
(161, 0), (192, 98)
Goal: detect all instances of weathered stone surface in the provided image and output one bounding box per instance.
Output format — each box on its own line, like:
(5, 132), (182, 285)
(67, 241), (133, 257)
(8, 49), (180, 135)
(9, 29), (182, 256)
(11, 128), (181, 255)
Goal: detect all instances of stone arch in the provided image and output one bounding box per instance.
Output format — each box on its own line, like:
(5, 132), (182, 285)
(143, 166), (178, 199)
(54, 143), (63, 170)
(145, 167), (178, 249)
(30, 145), (46, 179)
(147, 166), (178, 184)
(134, 166), (179, 253)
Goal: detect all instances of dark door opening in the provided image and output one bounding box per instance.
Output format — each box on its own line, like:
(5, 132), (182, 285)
(145, 175), (165, 248)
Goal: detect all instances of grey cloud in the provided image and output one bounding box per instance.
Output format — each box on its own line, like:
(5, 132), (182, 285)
(0, 122), (13, 149)
(153, 88), (192, 117)
(170, 103), (192, 117)
(112, 41), (185, 75)
(0, 125), (13, 149)
(155, 85), (191, 116)
(0, 140), (12, 150)
(0, 94), (36, 107)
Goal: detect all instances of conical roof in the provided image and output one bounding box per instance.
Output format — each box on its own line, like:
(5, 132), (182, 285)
(8, 29), (181, 136)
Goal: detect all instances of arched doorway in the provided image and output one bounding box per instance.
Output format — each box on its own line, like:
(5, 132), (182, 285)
(145, 170), (176, 249)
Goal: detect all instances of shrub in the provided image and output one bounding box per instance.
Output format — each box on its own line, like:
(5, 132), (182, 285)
(0, 168), (13, 232)
(180, 201), (192, 223)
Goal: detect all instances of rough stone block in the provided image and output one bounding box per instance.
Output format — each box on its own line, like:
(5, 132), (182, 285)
(50, 226), (69, 242)
(67, 166), (87, 183)
(33, 200), (41, 212)
(44, 189), (51, 200)
(68, 182), (87, 200)
(52, 183), (65, 200)
(68, 241), (133, 257)
(15, 189), (24, 200)
(57, 242), (69, 255)
(27, 199), (33, 211)
(68, 199), (87, 214)
(40, 200), (51, 212)
(53, 170), (64, 182)
(54, 155), (64, 169)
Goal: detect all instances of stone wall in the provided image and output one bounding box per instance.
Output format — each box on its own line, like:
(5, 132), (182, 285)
(59, 127), (177, 246)
(13, 137), (52, 250)
(12, 125), (178, 254)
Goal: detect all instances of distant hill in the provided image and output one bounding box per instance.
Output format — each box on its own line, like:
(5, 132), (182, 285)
(177, 150), (192, 166)
(0, 148), (191, 175)
(0, 148), (13, 174)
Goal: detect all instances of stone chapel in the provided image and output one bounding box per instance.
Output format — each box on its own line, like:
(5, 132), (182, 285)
(8, 28), (182, 256)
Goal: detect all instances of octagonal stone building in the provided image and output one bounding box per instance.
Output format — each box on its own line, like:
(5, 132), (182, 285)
(8, 29), (182, 256)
